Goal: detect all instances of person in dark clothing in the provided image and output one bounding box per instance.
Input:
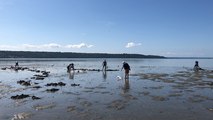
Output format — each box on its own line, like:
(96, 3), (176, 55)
(15, 61), (19, 67)
(193, 61), (203, 71)
(121, 61), (131, 79)
(102, 60), (107, 71)
(67, 63), (74, 72)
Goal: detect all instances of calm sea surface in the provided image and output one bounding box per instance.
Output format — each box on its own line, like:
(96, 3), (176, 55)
(1, 58), (213, 68)
(1, 58), (213, 74)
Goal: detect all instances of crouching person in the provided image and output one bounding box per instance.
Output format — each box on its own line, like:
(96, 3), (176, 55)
(121, 61), (131, 79)
(67, 63), (74, 72)
(193, 61), (203, 71)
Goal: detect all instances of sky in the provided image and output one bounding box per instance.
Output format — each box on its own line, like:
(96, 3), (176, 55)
(0, 0), (212, 57)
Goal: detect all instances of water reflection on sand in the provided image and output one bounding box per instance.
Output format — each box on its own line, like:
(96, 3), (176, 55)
(0, 59), (213, 120)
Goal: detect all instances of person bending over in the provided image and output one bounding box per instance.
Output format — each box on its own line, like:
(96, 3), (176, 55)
(121, 61), (131, 79)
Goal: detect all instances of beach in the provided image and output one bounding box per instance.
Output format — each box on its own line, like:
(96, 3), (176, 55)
(0, 58), (213, 120)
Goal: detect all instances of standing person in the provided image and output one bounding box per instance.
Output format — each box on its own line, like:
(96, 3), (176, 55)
(102, 60), (107, 71)
(15, 61), (19, 67)
(121, 61), (131, 79)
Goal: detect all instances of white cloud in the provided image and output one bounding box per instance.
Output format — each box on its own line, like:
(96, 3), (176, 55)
(22, 44), (38, 49)
(0, 45), (18, 49)
(65, 43), (94, 49)
(125, 42), (141, 48)
(43, 43), (61, 48)
(0, 43), (93, 51)
(22, 43), (61, 49)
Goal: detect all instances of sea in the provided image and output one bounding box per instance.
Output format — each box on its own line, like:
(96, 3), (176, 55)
(1, 58), (213, 71)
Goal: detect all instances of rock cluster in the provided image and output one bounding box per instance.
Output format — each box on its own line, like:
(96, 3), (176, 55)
(45, 82), (66, 87)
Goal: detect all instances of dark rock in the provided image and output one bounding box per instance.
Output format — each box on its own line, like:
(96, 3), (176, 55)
(207, 82), (213, 86)
(44, 71), (50, 74)
(88, 69), (101, 71)
(17, 80), (31, 86)
(32, 86), (42, 89)
(41, 71), (50, 76)
(21, 67), (28, 71)
(35, 77), (45, 80)
(46, 88), (59, 92)
(58, 82), (66, 86)
(1, 67), (7, 70)
(34, 74), (48, 78)
(46, 83), (58, 86)
(11, 94), (30, 100)
(29, 69), (36, 72)
(32, 96), (41, 100)
(42, 74), (49, 77)
(17, 80), (25, 84)
(45, 82), (66, 87)
(107, 69), (119, 71)
(71, 83), (80, 86)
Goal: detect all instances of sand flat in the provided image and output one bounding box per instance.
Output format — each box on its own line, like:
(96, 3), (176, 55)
(0, 59), (213, 120)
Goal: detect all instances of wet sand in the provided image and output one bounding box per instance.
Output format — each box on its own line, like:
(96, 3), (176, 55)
(0, 65), (213, 120)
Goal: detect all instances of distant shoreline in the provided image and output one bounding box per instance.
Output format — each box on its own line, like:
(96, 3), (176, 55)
(167, 57), (213, 59)
(1, 51), (212, 59)
(0, 50), (165, 59)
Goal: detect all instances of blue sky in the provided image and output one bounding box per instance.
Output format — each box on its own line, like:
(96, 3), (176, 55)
(0, 0), (212, 57)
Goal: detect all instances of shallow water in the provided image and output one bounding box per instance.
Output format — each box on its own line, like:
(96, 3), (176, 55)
(0, 58), (213, 120)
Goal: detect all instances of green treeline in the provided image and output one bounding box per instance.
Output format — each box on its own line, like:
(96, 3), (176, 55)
(0, 51), (165, 58)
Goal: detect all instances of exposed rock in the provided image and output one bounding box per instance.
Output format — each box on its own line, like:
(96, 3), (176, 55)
(33, 72), (50, 80)
(71, 83), (80, 86)
(35, 77), (45, 80)
(32, 96), (41, 100)
(1, 67), (7, 70)
(106, 69), (119, 71)
(74, 68), (119, 72)
(88, 69), (101, 71)
(17, 80), (31, 86)
(46, 83), (58, 86)
(41, 71), (50, 77)
(207, 82), (213, 86)
(11, 94), (30, 100)
(45, 82), (66, 87)
(46, 88), (59, 92)
(32, 86), (42, 89)
(58, 82), (66, 86)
